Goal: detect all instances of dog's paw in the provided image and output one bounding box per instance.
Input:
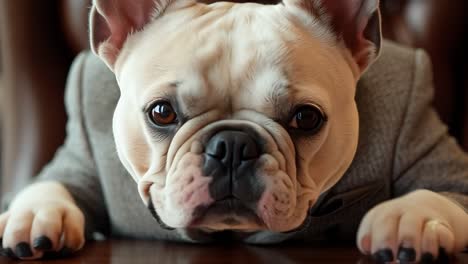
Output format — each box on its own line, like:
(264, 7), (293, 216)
(0, 184), (85, 260)
(356, 190), (468, 263)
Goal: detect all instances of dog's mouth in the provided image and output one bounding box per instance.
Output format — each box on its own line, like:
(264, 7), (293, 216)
(147, 199), (176, 230)
(189, 196), (264, 231)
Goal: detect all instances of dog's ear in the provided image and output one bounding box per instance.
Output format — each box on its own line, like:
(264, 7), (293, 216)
(284, 0), (382, 74)
(90, 0), (168, 69)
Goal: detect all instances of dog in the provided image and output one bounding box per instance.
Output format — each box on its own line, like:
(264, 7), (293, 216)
(1, 0), (468, 262)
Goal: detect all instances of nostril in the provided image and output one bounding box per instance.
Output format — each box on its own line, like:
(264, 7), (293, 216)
(214, 141), (227, 159)
(204, 130), (260, 164)
(206, 138), (227, 160)
(242, 140), (259, 160)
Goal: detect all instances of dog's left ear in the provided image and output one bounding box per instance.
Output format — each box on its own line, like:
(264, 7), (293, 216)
(284, 0), (382, 75)
(90, 0), (168, 70)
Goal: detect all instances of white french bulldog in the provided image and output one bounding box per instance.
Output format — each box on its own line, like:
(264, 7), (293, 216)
(1, 0), (467, 262)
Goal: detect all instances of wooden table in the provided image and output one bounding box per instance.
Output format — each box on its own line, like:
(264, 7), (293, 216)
(0, 240), (466, 263)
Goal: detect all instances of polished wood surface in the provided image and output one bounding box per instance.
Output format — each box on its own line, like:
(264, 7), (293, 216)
(0, 240), (467, 263)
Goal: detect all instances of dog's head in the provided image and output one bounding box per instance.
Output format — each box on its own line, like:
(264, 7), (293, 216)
(90, 0), (381, 234)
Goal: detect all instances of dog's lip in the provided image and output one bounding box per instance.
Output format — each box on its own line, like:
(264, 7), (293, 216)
(189, 197), (264, 228)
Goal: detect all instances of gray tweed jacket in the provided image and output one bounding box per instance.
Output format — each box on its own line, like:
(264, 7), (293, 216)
(32, 41), (468, 243)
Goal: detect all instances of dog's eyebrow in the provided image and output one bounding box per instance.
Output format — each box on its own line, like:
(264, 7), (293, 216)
(141, 82), (180, 113)
(268, 81), (293, 121)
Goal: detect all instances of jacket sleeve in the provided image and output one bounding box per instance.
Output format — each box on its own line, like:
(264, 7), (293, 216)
(392, 49), (468, 212)
(33, 53), (110, 237)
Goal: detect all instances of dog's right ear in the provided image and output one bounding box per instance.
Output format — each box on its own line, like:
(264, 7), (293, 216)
(90, 0), (170, 70)
(283, 0), (381, 76)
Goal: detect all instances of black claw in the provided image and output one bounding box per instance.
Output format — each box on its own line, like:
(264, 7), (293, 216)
(0, 247), (15, 258)
(372, 248), (394, 263)
(397, 246), (416, 262)
(6, 248), (16, 258)
(33, 236), (53, 251)
(15, 242), (33, 258)
(421, 252), (435, 263)
(438, 247), (450, 262)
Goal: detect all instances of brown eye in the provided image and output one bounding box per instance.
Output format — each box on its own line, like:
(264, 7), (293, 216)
(289, 105), (326, 133)
(149, 101), (178, 126)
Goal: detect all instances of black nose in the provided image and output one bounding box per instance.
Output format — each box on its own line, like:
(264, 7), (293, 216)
(205, 131), (260, 166)
(202, 130), (264, 204)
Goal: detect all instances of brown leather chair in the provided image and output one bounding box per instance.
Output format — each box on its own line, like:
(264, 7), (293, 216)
(1, 0), (468, 198)
(0, 0), (91, 197)
(380, 0), (468, 147)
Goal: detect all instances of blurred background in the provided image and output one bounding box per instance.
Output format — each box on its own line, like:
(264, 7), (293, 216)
(0, 0), (467, 199)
